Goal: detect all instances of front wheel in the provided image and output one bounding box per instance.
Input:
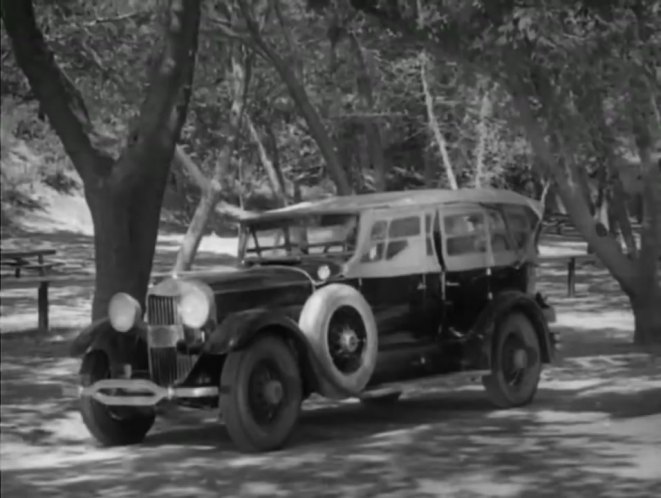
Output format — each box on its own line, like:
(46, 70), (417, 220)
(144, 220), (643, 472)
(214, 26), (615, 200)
(483, 312), (542, 408)
(220, 335), (303, 452)
(79, 351), (155, 446)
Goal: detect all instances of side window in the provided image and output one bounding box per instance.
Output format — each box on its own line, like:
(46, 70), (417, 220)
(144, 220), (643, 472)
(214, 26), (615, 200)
(444, 213), (487, 256)
(361, 220), (388, 262)
(361, 215), (422, 263)
(503, 206), (535, 250)
(386, 216), (420, 260)
(486, 209), (512, 252)
(389, 216), (421, 238)
(370, 220), (388, 240)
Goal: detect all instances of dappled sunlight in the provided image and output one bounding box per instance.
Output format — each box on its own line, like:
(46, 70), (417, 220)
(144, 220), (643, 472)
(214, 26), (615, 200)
(1, 212), (660, 496)
(0, 337), (659, 497)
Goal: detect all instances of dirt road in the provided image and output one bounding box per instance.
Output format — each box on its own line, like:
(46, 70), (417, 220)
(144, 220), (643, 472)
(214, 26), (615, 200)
(1, 331), (659, 498)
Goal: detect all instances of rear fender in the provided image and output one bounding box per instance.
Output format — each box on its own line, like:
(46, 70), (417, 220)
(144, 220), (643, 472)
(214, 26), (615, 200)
(467, 290), (554, 369)
(70, 317), (149, 375)
(205, 309), (325, 395)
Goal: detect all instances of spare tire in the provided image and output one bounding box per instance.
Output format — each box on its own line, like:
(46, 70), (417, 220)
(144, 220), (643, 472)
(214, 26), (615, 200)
(298, 283), (378, 397)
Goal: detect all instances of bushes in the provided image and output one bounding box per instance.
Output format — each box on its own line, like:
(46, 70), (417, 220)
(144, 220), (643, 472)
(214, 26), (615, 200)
(0, 98), (81, 226)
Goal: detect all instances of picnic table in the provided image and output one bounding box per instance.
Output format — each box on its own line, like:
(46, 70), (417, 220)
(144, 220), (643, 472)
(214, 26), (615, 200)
(1, 248), (65, 332)
(538, 253), (599, 298)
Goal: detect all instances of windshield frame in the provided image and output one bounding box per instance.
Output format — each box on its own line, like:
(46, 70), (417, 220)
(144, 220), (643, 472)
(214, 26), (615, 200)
(238, 212), (361, 262)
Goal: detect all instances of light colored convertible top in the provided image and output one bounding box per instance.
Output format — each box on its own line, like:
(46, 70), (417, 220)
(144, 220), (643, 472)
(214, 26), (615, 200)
(242, 188), (542, 222)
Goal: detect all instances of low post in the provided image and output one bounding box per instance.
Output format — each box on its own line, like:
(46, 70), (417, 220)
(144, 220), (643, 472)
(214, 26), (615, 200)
(38, 281), (49, 332)
(567, 257), (576, 297)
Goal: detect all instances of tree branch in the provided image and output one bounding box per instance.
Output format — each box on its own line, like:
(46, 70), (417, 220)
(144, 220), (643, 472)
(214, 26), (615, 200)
(173, 146), (208, 191)
(246, 114), (287, 203)
(216, 200), (256, 220)
(205, 16), (254, 43)
(509, 78), (637, 292)
(83, 11), (152, 28)
(348, 31), (387, 191)
(420, 52), (458, 190)
(1, 0), (110, 181)
(474, 80), (493, 188)
(112, 0), (202, 188)
(237, 0), (352, 195)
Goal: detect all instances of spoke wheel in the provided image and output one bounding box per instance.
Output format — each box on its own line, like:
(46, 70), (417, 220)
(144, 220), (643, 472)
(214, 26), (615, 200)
(220, 335), (302, 453)
(483, 312), (542, 408)
(298, 283), (378, 397)
(327, 306), (367, 375)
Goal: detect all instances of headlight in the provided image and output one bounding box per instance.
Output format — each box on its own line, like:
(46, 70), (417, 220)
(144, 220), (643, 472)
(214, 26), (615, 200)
(317, 264), (331, 281)
(108, 292), (142, 332)
(179, 282), (214, 328)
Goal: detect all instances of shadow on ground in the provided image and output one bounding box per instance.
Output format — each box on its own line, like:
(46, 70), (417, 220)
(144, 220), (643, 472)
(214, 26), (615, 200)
(1, 332), (660, 498)
(2, 223), (660, 497)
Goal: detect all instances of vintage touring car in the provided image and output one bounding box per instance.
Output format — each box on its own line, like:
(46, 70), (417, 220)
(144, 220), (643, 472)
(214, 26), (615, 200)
(69, 188), (557, 452)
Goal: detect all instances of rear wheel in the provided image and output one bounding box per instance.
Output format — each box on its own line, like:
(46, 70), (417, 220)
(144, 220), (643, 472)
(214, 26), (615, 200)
(483, 312), (542, 408)
(79, 351), (155, 446)
(220, 335), (303, 452)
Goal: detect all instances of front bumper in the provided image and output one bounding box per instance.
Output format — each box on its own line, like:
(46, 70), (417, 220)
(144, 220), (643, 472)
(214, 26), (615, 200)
(63, 379), (218, 407)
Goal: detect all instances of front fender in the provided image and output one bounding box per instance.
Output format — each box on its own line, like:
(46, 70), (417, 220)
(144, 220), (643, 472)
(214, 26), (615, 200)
(70, 317), (148, 374)
(465, 290), (554, 370)
(204, 308), (329, 395)
(205, 308), (307, 354)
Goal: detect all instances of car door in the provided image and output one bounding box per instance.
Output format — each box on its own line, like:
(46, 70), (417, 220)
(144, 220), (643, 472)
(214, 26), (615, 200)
(438, 205), (492, 331)
(351, 211), (433, 340)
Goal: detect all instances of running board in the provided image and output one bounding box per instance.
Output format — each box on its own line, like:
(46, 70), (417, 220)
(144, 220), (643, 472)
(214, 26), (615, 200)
(359, 369), (490, 399)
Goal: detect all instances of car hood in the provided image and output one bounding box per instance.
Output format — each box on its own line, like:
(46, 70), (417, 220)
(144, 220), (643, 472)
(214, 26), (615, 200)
(150, 265), (316, 296)
(149, 264), (325, 319)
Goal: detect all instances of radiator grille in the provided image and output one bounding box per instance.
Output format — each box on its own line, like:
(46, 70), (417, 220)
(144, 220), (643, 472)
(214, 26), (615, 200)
(149, 347), (196, 386)
(148, 295), (178, 325)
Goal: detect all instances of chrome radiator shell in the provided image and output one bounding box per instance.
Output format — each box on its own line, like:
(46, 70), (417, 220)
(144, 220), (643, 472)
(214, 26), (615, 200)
(146, 295), (195, 387)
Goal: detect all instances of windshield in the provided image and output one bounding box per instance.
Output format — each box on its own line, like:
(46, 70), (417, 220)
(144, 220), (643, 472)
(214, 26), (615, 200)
(241, 213), (360, 261)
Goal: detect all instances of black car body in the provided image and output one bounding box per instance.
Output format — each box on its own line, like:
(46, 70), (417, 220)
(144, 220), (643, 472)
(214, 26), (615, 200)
(69, 188), (557, 452)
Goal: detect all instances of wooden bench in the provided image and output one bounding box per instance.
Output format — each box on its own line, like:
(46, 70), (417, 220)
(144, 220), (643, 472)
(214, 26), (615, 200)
(0, 249), (67, 332)
(544, 214), (571, 235)
(538, 253), (599, 298)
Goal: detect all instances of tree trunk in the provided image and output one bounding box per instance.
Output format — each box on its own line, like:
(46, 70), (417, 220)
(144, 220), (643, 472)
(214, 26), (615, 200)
(509, 61), (661, 346)
(509, 85), (638, 293)
(348, 34), (386, 192)
(631, 282), (661, 346)
(87, 183), (160, 319)
(474, 83), (492, 188)
(173, 186), (221, 273)
(265, 54), (351, 194)
(173, 43), (249, 272)
(419, 52), (458, 190)
(610, 180), (638, 257)
(629, 69), (661, 345)
(237, 0), (352, 195)
(246, 115), (287, 205)
(4, 0), (202, 322)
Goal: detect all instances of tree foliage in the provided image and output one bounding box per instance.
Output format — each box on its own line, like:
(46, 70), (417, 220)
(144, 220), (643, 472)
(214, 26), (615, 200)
(2, 0), (659, 342)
